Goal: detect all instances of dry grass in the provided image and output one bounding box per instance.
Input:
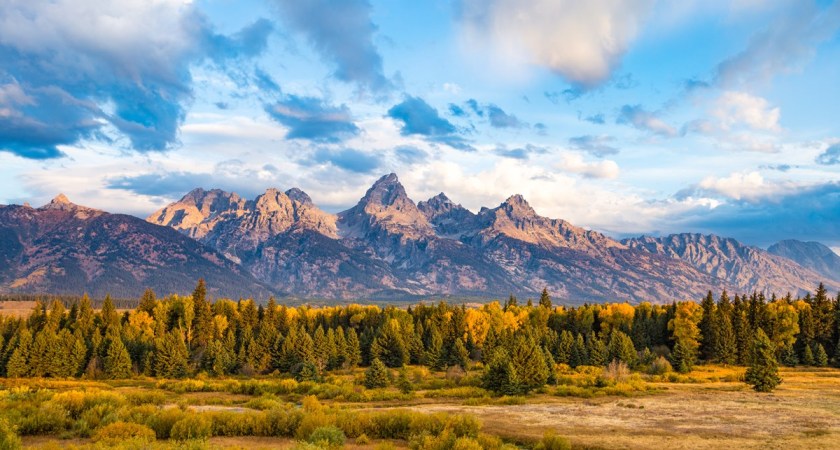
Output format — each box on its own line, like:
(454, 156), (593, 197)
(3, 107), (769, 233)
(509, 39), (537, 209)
(401, 366), (840, 449)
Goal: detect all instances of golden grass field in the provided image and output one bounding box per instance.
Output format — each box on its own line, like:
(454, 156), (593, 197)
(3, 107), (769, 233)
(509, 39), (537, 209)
(6, 365), (840, 449)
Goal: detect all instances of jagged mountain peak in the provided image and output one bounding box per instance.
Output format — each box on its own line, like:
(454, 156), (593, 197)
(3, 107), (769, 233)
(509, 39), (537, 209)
(52, 193), (70, 204)
(285, 187), (313, 205)
(497, 194), (537, 218)
(359, 173), (411, 208)
(39, 194), (101, 216)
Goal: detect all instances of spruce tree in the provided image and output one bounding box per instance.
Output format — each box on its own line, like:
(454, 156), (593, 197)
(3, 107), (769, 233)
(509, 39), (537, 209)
(745, 329), (781, 392)
(714, 293), (737, 365)
(570, 333), (588, 367)
(699, 291), (718, 361)
(364, 358), (390, 389)
(451, 338), (470, 370)
(345, 328), (362, 368)
(802, 343), (815, 366)
(508, 334), (548, 393)
(814, 343), (829, 367)
(587, 333), (608, 366)
(154, 331), (190, 378)
(608, 330), (637, 367)
(104, 337), (133, 379)
(539, 288), (552, 309)
(6, 329), (32, 378)
(779, 344), (799, 367)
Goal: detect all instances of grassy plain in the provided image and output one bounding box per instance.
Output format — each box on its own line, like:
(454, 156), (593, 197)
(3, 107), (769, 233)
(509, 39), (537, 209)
(1, 364), (838, 449)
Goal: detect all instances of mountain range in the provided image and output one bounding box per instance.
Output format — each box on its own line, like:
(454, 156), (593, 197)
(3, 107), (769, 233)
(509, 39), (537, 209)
(1, 173), (837, 302)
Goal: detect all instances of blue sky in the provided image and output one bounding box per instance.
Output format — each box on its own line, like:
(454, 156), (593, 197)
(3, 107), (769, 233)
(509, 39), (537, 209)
(1, 0), (839, 250)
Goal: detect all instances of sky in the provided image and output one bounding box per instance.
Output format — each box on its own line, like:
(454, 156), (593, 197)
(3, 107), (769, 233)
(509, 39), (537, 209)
(1, 0), (839, 250)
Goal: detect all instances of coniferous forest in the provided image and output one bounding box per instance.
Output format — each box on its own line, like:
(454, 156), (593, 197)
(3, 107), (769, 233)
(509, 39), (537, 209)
(0, 281), (838, 449)
(1, 280), (838, 390)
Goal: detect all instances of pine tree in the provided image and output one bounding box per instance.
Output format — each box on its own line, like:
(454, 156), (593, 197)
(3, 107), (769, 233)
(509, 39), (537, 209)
(570, 333), (588, 367)
(482, 349), (520, 395)
(451, 338), (470, 370)
(714, 292), (737, 365)
(814, 343), (829, 367)
(671, 340), (692, 373)
(370, 323), (408, 368)
(104, 337), (133, 379)
(508, 334), (548, 393)
(801, 343), (815, 366)
(587, 333), (608, 366)
(745, 329), (781, 392)
(539, 288), (552, 309)
(155, 331), (190, 378)
(396, 368), (414, 394)
(555, 330), (573, 364)
(100, 295), (120, 336)
(364, 358), (390, 389)
(608, 330), (637, 367)
(138, 288), (157, 314)
(779, 344), (799, 367)
(345, 328), (362, 369)
(732, 295), (752, 365)
(6, 328), (32, 378)
(699, 291), (718, 361)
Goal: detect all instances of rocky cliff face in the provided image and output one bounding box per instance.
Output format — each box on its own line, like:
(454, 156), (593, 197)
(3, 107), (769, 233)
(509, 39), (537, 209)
(767, 240), (840, 284)
(146, 173), (836, 302)
(0, 195), (270, 298)
(623, 234), (837, 297)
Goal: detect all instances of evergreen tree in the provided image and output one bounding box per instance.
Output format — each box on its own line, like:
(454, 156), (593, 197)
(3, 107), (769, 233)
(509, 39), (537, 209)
(396, 368), (414, 394)
(154, 331), (190, 378)
(570, 333), (588, 367)
(745, 329), (781, 392)
(555, 330), (573, 364)
(345, 328), (362, 369)
(587, 333), (608, 366)
(608, 330), (637, 367)
(364, 358), (390, 389)
(802, 343), (815, 366)
(732, 295), (752, 365)
(450, 338), (470, 370)
(138, 288), (157, 314)
(714, 291), (737, 365)
(6, 328), (32, 378)
(539, 288), (552, 309)
(104, 337), (133, 379)
(814, 343), (829, 367)
(370, 323), (408, 368)
(779, 344), (799, 367)
(508, 334), (548, 393)
(482, 349), (520, 395)
(671, 340), (692, 373)
(699, 291), (718, 361)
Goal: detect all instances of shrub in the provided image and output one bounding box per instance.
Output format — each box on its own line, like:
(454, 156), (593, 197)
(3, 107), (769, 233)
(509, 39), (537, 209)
(365, 359), (391, 389)
(18, 403), (69, 435)
(171, 414), (213, 441)
(308, 425), (346, 448)
(355, 433), (371, 445)
(92, 422), (156, 445)
(145, 408), (186, 439)
(261, 408), (304, 437)
(648, 356), (673, 375)
(603, 360), (630, 383)
(534, 431), (572, 450)
(0, 417), (22, 450)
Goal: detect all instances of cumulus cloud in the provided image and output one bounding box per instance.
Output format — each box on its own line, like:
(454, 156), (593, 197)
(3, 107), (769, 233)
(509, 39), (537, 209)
(265, 95), (359, 142)
(616, 105), (677, 137)
(672, 181), (840, 247)
(712, 91), (781, 132)
(0, 0), (273, 159)
(458, 0), (654, 87)
(386, 96), (473, 151)
(678, 171), (795, 202)
(568, 135), (619, 157)
(270, 0), (391, 93)
(556, 153), (620, 179)
(716, 2), (840, 87)
(816, 143), (840, 165)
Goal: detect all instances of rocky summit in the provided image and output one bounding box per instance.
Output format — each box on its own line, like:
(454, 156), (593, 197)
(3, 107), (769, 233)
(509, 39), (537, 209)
(145, 174), (839, 302)
(0, 196), (271, 299)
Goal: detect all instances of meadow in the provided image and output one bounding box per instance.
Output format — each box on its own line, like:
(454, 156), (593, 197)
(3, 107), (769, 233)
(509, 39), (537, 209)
(2, 363), (839, 449)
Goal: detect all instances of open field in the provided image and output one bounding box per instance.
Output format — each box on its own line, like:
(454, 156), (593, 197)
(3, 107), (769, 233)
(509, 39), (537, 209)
(1, 365), (839, 449)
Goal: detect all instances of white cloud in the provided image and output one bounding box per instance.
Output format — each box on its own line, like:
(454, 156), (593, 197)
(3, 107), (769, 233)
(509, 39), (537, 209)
(458, 0), (654, 86)
(713, 91), (781, 132)
(696, 171), (793, 201)
(556, 153), (620, 179)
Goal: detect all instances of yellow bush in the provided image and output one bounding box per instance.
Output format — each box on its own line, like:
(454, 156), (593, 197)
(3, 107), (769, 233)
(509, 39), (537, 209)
(171, 414), (213, 441)
(92, 421), (155, 445)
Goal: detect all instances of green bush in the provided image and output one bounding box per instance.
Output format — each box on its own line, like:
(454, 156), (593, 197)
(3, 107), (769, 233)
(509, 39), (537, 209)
(648, 356), (673, 375)
(145, 408), (186, 439)
(92, 422), (156, 445)
(308, 425), (346, 448)
(171, 414), (213, 441)
(17, 403), (69, 435)
(534, 431), (571, 450)
(0, 417), (22, 450)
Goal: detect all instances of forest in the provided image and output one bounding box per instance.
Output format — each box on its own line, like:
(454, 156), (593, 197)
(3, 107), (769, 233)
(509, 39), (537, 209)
(0, 282), (838, 449)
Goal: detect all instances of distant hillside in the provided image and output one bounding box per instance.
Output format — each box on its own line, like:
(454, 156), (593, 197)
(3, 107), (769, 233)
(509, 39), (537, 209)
(0, 195), (271, 299)
(768, 240), (840, 284)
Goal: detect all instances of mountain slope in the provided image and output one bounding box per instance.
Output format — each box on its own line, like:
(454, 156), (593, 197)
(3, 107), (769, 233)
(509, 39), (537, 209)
(623, 234), (837, 296)
(767, 240), (840, 284)
(0, 196), (271, 299)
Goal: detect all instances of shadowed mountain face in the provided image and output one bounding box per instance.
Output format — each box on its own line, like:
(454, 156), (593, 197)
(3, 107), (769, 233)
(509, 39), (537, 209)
(767, 240), (840, 284)
(147, 174), (838, 302)
(0, 195), (271, 299)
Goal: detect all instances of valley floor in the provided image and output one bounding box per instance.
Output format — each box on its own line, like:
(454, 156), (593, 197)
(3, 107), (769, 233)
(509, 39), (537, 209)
(7, 366), (840, 449)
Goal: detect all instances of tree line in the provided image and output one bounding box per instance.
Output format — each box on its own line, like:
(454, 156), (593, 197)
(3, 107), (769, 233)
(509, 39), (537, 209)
(0, 281), (837, 394)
